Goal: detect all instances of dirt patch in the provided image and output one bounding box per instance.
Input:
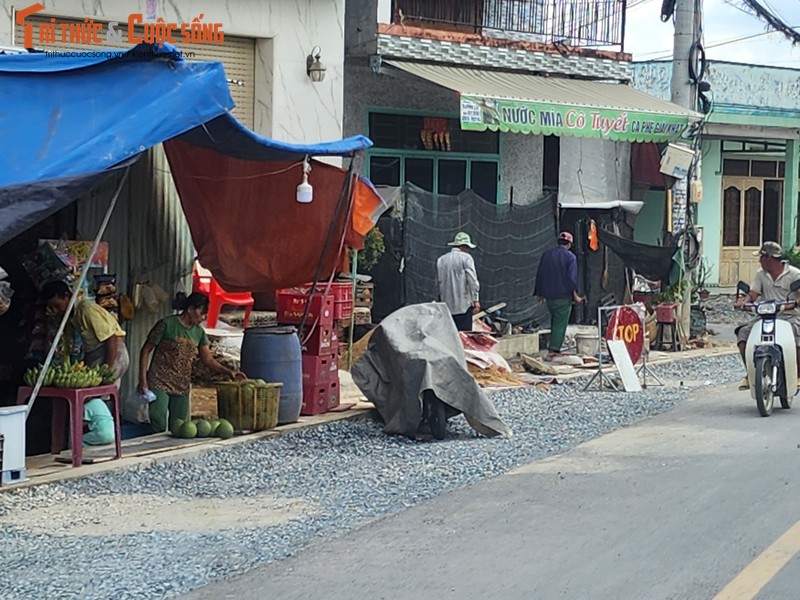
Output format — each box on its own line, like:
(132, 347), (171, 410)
(191, 386), (219, 420)
(0, 493), (310, 536)
(345, 328), (376, 368)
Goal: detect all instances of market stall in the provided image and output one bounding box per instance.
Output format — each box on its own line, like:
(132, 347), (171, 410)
(0, 42), (385, 478)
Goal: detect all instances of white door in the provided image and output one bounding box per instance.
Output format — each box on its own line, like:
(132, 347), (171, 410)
(720, 177), (783, 286)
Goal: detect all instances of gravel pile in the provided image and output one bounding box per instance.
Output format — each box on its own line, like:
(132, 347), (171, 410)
(0, 354), (741, 600)
(702, 294), (746, 325)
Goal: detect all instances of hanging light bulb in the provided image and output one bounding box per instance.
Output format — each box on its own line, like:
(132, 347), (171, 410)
(296, 156), (313, 203)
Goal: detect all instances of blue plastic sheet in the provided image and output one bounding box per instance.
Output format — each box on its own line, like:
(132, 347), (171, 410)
(176, 115), (372, 162)
(0, 43), (372, 246)
(0, 44), (233, 189)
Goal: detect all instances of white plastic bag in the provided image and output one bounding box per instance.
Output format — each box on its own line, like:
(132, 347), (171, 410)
(138, 389), (157, 404)
(141, 282), (169, 314)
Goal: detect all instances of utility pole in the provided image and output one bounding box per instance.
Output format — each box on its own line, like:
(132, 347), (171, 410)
(669, 0), (699, 346)
(670, 0), (696, 111)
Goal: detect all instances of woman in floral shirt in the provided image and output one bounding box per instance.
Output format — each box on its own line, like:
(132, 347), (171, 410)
(138, 293), (243, 433)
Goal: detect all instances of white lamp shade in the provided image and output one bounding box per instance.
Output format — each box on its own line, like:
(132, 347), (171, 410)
(296, 180), (313, 203)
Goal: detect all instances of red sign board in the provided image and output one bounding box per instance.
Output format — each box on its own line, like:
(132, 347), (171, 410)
(604, 306), (644, 364)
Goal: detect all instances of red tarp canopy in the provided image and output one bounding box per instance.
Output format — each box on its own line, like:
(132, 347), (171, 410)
(164, 140), (383, 293)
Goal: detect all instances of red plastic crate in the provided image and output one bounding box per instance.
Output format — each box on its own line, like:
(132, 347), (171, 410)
(328, 380), (340, 410)
(656, 303), (677, 324)
(334, 298), (353, 321)
(300, 323), (339, 355)
(302, 352), (339, 386)
(275, 291), (334, 326)
(301, 380), (340, 415)
(304, 282), (353, 321)
(307, 282), (352, 304)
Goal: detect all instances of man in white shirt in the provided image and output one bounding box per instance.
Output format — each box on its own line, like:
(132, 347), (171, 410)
(734, 241), (800, 389)
(437, 232), (481, 331)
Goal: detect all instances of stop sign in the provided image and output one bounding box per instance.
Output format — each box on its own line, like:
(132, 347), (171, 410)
(604, 306), (645, 364)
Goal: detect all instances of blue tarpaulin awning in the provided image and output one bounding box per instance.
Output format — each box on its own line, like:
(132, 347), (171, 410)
(0, 43), (372, 246)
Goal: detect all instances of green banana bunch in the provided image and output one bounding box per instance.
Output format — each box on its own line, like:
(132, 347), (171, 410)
(97, 364), (117, 384)
(35, 360), (109, 389)
(23, 365), (56, 387)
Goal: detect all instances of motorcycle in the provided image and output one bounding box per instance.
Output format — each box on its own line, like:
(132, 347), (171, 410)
(737, 279), (800, 416)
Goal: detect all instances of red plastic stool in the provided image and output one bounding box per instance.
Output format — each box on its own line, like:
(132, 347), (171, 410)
(16, 384), (122, 468)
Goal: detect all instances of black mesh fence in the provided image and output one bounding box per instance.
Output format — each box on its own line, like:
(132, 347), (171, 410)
(366, 184), (646, 327)
(400, 184), (555, 325)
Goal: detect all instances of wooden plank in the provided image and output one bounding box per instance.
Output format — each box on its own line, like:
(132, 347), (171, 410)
(473, 302), (507, 320)
(55, 455), (116, 465)
(27, 462), (69, 477)
(520, 353), (558, 376)
(55, 438), (210, 464)
(118, 433), (173, 449)
(608, 339), (642, 392)
(122, 439), (209, 457)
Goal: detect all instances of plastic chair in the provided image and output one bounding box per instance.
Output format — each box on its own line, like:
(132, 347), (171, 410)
(207, 278), (254, 329)
(193, 262), (212, 295)
(16, 384), (122, 468)
(193, 262), (254, 328)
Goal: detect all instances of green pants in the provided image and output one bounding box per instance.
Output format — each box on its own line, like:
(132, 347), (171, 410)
(149, 389), (190, 433)
(546, 299), (573, 353)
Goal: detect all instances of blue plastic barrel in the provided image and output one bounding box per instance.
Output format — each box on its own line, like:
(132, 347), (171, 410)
(240, 326), (303, 424)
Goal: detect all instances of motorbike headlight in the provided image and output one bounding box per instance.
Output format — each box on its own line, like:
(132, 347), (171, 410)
(762, 320), (775, 334)
(757, 301), (777, 315)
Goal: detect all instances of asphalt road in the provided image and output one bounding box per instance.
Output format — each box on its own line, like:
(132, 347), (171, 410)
(183, 380), (800, 600)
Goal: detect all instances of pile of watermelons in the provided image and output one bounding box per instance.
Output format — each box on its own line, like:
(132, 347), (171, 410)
(170, 417), (234, 440)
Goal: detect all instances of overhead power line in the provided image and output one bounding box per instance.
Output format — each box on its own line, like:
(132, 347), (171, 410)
(635, 28), (792, 59)
(724, 0), (800, 45)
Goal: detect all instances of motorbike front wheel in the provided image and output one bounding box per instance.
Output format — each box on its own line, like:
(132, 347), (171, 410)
(423, 392), (447, 440)
(754, 355), (775, 417)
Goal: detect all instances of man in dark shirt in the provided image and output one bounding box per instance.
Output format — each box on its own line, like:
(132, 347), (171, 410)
(535, 231), (584, 358)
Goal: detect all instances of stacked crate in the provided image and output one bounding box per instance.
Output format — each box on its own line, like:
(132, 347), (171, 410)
(351, 282), (374, 328)
(355, 282), (373, 309)
(276, 284), (352, 415)
(299, 319), (340, 415)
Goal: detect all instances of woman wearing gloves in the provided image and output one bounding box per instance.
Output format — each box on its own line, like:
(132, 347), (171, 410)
(138, 292), (244, 433)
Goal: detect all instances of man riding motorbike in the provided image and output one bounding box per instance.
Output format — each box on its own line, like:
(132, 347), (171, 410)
(734, 241), (800, 390)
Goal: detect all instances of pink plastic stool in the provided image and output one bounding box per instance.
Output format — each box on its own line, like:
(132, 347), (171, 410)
(16, 384), (122, 468)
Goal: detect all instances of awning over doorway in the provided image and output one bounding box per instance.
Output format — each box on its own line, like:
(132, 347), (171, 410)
(386, 61), (699, 143)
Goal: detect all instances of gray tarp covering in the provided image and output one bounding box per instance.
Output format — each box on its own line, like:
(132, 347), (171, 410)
(351, 303), (512, 439)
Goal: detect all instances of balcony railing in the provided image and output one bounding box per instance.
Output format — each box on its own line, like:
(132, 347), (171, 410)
(392, 0), (627, 48)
